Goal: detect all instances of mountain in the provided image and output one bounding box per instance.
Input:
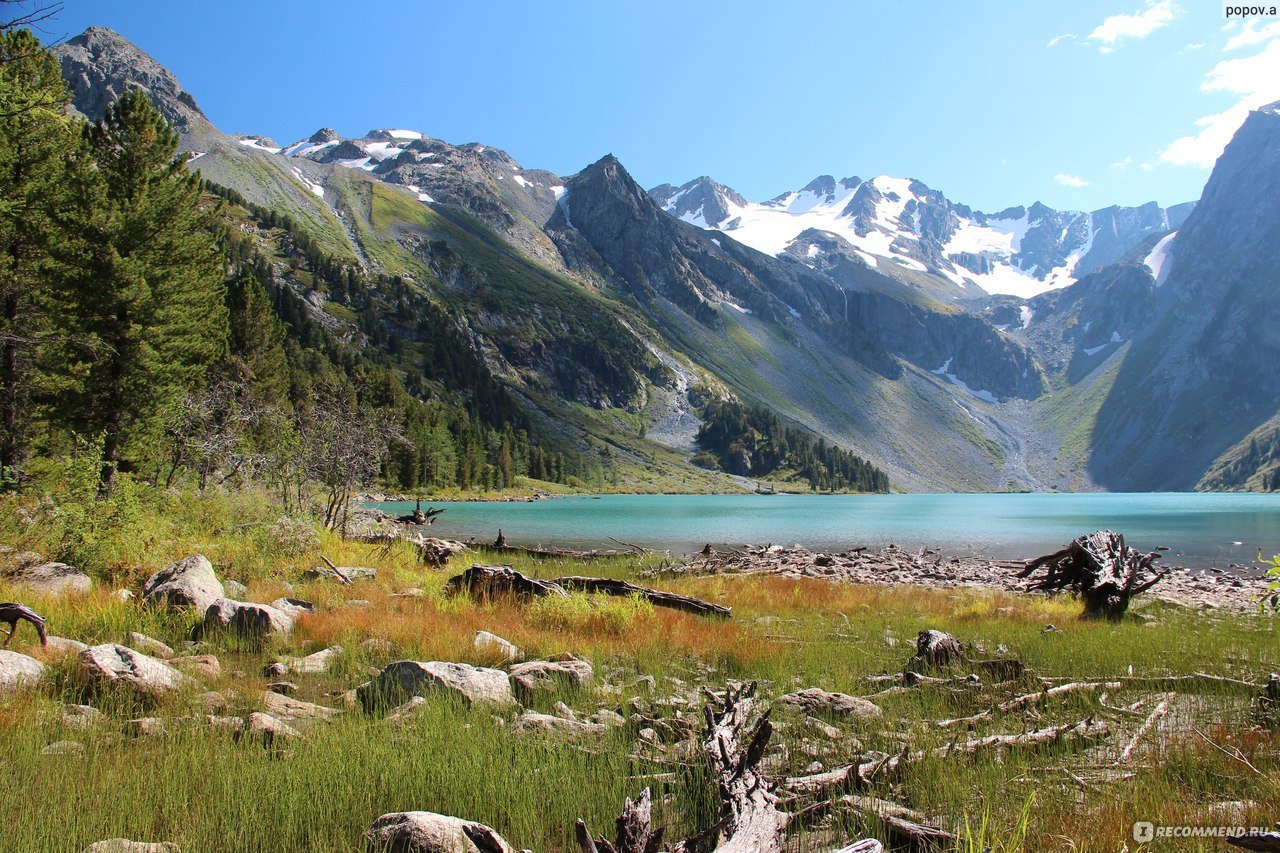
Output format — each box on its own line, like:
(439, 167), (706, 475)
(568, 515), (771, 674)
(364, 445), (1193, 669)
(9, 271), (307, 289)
(49, 27), (1280, 495)
(649, 174), (1194, 301)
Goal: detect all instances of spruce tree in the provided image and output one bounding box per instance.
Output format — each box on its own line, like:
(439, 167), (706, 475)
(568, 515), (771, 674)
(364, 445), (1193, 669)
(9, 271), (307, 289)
(0, 29), (81, 480)
(49, 89), (228, 490)
(223, 271), (290, 407)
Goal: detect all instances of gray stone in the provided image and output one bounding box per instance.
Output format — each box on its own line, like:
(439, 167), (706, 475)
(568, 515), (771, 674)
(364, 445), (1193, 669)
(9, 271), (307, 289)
(778, 688), (882, 720)
(200, 599), (293, 641)
(0, 649), (46, 690)
(244, 711), (301, 744)
(45, 636), (89, 654)
(365, 811), (515, 853)
(508, 658), (594, 699)
(514, 710), (607, 738)
(260, 690), (340, 723)
(79, 644), (186, 697)
(277, 645), (343, 675)
(142, 555), (224, 613)
(270, 597), (316, 617)
(170, 654), (221, 679)
(60, 704), (106, 730)
(223, 580), (248, 598)
(42, 739), (85, 755)
(358, 660), (514, 711)
(81, 840), (179, 853)
(1, 553), (92, 596)
(301, 565), (375, 583)
(473, 630), (519, 662)
(127, 632), (174, 659)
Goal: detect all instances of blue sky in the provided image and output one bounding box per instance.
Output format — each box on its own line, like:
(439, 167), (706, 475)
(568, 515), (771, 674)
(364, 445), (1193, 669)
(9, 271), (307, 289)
(46, 1), (1280, 211)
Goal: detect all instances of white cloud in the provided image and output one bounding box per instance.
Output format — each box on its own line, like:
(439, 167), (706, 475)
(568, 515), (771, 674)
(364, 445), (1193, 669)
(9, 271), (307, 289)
(1055, 173), (1091, 188)
(1160, 38), (1280, 167)
(1182, 42), (1205, 51)
(1109, 157), (1135, 171)
(1047, 33), (1076, 47)
(1088, 1), (1179, 49)
(1224, 19), (1280, 51)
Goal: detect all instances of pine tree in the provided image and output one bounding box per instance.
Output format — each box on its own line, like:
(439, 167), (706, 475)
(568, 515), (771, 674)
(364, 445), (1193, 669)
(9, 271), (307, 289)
(223, 271), (290, 407)
(48, 90), (228, 490)
(0, 29), (82, 480)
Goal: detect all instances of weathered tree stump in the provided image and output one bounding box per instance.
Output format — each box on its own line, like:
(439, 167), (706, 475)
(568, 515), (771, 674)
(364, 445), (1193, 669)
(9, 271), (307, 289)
(1019, 530), (1167, 619)
(0, 602), (47, 646)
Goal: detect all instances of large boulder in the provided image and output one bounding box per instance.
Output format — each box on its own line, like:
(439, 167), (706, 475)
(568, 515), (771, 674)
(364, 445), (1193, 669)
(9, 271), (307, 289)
(513, 710), (608, 738)
(141, 555), (224, 613)
(358, 661), (514, 711)
(0, 649), (46, 690)
(275, 645), (342, 675)
(0, 550), (92, 596)
(778, 688), (882, 720)
(200, 599), (293, 642)
(78, 644), (186, 698)
(508, 658), (594, 700)
(260, 690), (340, 723)
(365, 811), (515, 853)
(127, 632), (174, 659)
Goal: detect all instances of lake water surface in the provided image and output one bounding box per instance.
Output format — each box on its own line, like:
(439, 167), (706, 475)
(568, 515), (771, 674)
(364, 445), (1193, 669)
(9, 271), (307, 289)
(374, 492), (1280, 571)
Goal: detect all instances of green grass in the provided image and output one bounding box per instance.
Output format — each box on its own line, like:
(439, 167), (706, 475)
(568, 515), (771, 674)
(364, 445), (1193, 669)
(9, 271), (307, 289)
(1, 485), (1277, 851)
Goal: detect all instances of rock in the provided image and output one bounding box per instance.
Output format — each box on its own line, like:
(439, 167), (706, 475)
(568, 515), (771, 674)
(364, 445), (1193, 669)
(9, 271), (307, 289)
(263, 661), (289, 678)
(200, 599), (294, 642)
(223, 580), (248, 598)
(301, 565), (375, 583)
(261, 690), (340, 723)
(127, 632), (174, 659)
(270, 596), (316, 617)
(195, 691), (229, 712)
(0, 649), (46, 690)
(113, 589), (135, 602)
(45, 636), (89, 654)
(473, 631), (519, 662)
(778, 688), (883, 720)
(358, 661), (515, 711)
(2, 554), (92, 596)
(508, 658), (594, 700)
(365, 811), (515, 853)
(42, 739), (85, 755)
(276, 645), (343, 675)
(589, 708), (627, 727)
(126, 717), (171, 738)
(60, 704), (106, 730)
(385, 696), (428, 725)
(79, 644), (186, 698)
(243, 711), (301, 744)
(81, 840), (179, 853)
(205, 715), (245, 733)
(170, 654), (221, 679)
(360, 638), (393, 656)
(513, 710), (607, 738)
(142, 555), (224, 613)
(344, 599), (372, 608)
(266, 681), (298, 695)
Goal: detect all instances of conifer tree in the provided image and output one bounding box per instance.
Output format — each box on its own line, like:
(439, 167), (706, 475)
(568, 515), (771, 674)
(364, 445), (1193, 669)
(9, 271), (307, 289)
(49, 89), (228, 490)
(0, 29), (81, 480)
(223, 271), (290, 407)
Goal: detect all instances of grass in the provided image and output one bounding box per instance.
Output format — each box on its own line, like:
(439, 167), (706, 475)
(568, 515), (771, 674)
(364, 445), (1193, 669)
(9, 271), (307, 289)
(0, 486), (1277, 851)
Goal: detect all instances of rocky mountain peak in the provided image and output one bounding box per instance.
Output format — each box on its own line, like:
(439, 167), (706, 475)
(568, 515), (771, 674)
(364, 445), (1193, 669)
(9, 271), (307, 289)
(308, 127), (341, 144)
(54, 27), (211, 138)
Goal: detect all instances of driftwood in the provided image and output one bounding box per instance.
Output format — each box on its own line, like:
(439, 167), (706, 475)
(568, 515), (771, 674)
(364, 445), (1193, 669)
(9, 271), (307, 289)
(576, 788), (664, 853)
(937, 681), (1123, 729)
(394, 499), (444, 526)
(1117, 693), (1172, 764)
(792, 795), (955, 850)
(1019, 530), (1167, 619)
(0, 601), (46, 646)
(492, 530), (631, 561)
(445, 564), (731, 618)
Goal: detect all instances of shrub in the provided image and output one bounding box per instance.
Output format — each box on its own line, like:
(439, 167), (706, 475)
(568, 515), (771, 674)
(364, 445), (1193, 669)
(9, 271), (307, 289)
(528, 592), (653, 635)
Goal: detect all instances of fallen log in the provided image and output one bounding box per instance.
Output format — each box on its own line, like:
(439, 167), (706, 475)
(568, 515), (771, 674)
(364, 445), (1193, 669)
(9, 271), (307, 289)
(928, 718), (1109, 759)
(1227, 828), (1280, 851)
(699, 682), (787, 852)
(1018, 530), (1167, 619)
(938, 680), (1123, 729)
(1117, 693), (1173, 764)
(791, 794), (956, 850)
(445, 564), (730, 618)
(0, 601), (47, 646)
(491, 530), (630, 560)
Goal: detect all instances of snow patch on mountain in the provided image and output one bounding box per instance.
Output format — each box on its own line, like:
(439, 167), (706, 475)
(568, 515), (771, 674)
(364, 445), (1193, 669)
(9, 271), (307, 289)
(1144, 231), (1176, 285)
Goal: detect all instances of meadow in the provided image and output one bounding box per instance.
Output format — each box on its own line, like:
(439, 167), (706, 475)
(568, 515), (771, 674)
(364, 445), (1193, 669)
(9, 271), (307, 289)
(0, 486), (1277, 851)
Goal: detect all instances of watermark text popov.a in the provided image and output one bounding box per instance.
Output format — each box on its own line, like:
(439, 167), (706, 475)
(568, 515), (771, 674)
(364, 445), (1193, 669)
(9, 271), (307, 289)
(1224, 3), (1279, 17)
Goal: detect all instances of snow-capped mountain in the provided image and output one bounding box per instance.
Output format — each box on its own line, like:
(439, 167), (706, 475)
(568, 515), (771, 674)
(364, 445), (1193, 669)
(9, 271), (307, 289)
(649, 175), (1194, 300)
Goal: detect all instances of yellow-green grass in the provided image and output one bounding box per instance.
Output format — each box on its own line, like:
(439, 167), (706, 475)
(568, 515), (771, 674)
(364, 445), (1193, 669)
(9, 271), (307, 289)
(0, 487), (1277, 851)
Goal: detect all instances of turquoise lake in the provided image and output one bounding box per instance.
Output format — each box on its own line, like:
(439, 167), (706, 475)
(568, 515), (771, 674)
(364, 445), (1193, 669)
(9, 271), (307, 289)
(374, 492), (1280, 571)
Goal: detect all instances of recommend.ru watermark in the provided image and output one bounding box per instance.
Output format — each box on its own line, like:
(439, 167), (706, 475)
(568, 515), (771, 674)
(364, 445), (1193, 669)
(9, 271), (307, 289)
(1133, 822), (1274, 842)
